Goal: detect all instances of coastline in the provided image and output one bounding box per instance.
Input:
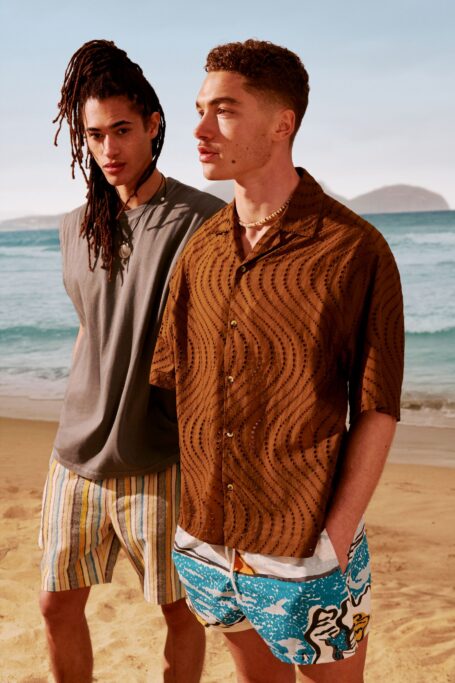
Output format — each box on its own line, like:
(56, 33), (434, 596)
(1, 394), (454, 468)
(0, 395), (63, 422)
(3, 391), (454, 419)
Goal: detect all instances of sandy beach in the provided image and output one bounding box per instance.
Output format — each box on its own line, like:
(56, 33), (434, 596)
(1, 416), (454, 682)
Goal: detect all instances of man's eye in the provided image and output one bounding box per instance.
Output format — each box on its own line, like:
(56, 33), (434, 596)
(87, 132), (102, 140)
(117, 128), (130, 135)
(217, 108), (232, 116)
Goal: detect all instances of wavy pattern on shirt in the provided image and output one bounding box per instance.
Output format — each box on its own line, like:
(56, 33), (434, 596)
(150, 170), (404, 557)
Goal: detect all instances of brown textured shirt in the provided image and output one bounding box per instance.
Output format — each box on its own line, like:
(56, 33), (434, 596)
(150, 169), (404, 557)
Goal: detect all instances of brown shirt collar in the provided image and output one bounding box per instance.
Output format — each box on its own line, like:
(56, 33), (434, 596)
(208, 168), (325, 241)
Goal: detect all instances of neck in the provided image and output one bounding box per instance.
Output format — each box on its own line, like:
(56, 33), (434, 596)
(234, 161), (300, 225)
(117, 168), (162, 209)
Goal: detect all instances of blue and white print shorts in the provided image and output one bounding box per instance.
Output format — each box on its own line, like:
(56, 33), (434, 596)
(173, 521), (371, 665)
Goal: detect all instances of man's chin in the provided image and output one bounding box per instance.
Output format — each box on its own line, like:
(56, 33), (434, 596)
(101, 173), (124, 187)
(202, 165), (234, 182)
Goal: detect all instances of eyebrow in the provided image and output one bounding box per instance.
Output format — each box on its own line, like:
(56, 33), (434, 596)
(195, 96), (241, 109)
(85, 119), (133, 132)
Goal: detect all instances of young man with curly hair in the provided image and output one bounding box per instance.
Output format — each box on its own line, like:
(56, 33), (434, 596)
(151, 39), (404, 682)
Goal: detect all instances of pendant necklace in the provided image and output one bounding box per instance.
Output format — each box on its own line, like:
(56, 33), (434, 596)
(118, 174), (166, 261)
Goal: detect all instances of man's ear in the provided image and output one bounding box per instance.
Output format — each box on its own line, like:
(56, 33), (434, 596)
(272, 109), (295, 142)
(147, 111), (161, 139)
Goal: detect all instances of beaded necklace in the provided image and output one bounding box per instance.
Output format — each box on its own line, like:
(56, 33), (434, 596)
(236, 196), (291, 229)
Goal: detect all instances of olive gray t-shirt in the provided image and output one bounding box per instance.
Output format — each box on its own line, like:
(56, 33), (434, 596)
(53, 177), (224, 479)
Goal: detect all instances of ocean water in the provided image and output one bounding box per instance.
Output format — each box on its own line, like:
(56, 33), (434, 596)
(0, 211), (454, 413)
(368, 211), (455, 409)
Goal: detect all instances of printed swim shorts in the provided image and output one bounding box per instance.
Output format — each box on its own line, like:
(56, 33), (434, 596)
(173, 521), (371, 665)
(39, 455), (183, 604)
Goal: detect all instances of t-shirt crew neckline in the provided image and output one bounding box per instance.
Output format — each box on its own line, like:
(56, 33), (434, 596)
(123, 175), (168, 220)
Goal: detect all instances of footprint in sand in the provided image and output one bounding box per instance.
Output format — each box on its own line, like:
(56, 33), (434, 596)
(96, 602), (116, 622)
(29, 488), (41, 498)
(0, 547), (11, 562)
(3, 505), (28, 519)
(396, 482), (421, 494)
(117, 588), (139, 601)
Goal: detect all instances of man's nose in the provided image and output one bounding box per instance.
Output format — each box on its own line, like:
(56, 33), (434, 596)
(194, 114), (214, 140)
(103, 134), (120, 157)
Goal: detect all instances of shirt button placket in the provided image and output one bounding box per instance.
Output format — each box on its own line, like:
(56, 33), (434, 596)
(225, 316), (238, 494)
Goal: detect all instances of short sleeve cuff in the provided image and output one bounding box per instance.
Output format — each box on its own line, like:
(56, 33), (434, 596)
(150, 369), (176, 391)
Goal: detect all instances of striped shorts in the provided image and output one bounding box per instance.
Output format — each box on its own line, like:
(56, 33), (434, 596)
(39, 456), (184, 604)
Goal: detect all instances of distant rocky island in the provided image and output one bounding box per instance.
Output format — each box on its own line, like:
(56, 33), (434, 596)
(0, 213), (64, 231)
(343, 185), (449, 214)
(0, 183), (450, 230)
(204, 182), (450, 214)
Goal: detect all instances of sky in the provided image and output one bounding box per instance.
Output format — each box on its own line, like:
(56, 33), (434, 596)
(0, 0), (453, 220)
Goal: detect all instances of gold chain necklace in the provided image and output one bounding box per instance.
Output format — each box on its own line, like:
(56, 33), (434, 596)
(118, 175), (166, 261)
(237, 196), (291, 229)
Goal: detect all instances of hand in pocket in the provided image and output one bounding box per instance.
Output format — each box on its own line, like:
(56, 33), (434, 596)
(325, 524), (351, 574)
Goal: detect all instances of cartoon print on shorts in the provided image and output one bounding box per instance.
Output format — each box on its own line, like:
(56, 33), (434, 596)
(233, 553), (256, 575)
(352, 612), (370, 642)
(304, 601), (356, 662)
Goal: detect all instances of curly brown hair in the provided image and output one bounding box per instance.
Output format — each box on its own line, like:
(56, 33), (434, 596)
(54, 39), (165, 279)
(205, 39), (309, 141)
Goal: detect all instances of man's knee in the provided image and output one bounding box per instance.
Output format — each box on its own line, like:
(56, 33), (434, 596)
(161, 598), (200, 629)
(39, 588), (91, 625)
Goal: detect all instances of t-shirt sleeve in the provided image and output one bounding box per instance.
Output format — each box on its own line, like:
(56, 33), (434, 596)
(150, 264), (184, 391)
(348, 237), (404, 423)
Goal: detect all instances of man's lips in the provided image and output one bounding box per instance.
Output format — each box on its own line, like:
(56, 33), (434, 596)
(103, 162), (126, 174)
(197, 147), (219, 162)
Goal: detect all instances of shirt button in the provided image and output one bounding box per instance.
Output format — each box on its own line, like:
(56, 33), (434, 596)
(227, 375), (234, 383)
(240, 265), (247, 273)
(227, 483), (234, 491)
(226, 431), (234, 438)
(230, 320), (238, 327)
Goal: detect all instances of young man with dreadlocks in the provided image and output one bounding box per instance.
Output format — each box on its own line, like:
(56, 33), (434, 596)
(38, 39), (224, 682)
(150, 39), (404, 682)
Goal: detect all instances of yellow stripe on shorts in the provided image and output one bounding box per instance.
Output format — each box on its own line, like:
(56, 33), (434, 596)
(39, 456), (183, 604)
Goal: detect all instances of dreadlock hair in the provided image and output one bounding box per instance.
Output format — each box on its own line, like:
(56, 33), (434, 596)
(54, 39), (166, 278)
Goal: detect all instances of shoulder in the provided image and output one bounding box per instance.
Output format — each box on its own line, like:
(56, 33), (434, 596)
(59, 203), (86, 250)
(321, 195), (394, 261)
(166, 202), (232, 289)
(60, 203), (86, 234)
(62, 203), (86, 226)
(165, 177), (225, 219)
(180, 201), (232, 253)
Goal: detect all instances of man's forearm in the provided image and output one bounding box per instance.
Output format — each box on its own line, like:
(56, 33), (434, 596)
(324, 409), (397, 571)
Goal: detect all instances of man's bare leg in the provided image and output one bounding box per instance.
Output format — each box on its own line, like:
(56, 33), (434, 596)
(223, 628), (296, 683)
(39, 587), (92, 683)
(161, 598), (206, 683)
(297, 636), (368, 683)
